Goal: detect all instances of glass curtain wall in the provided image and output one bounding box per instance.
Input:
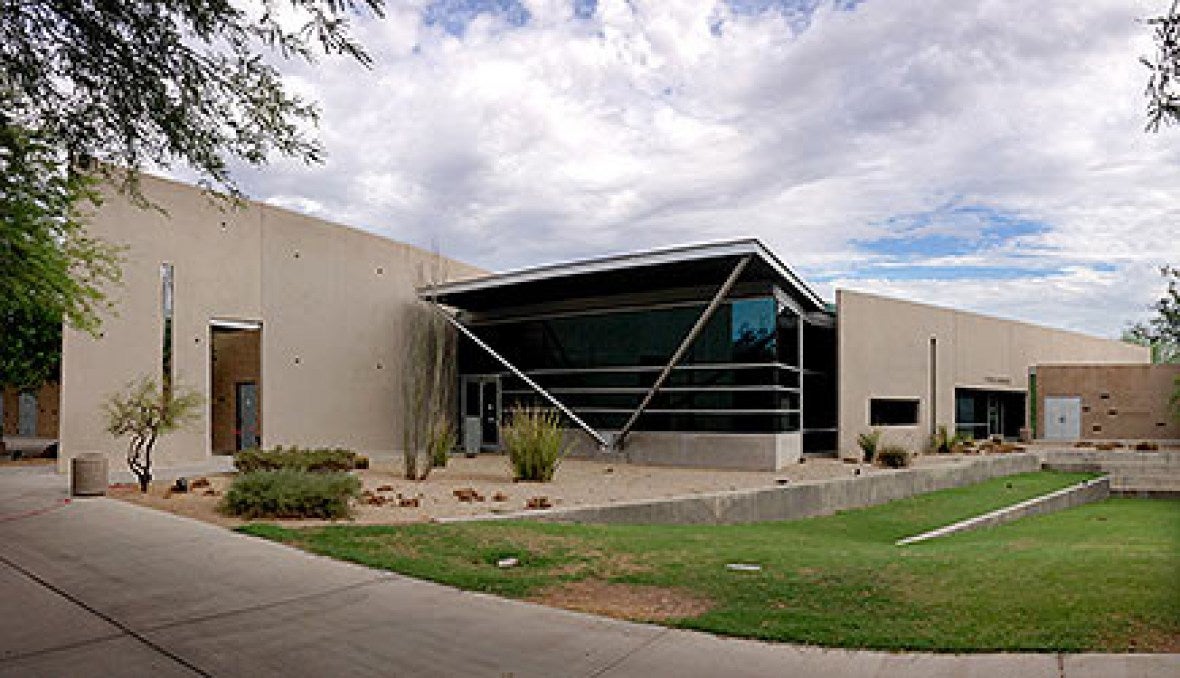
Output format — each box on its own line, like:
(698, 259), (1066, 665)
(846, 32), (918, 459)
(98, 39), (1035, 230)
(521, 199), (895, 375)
(458, 295), (803, 433)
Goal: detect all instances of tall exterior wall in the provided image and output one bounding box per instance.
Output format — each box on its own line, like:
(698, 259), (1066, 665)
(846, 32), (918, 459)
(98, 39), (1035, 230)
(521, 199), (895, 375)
(59, 173), (483, 472)
(836, 290), (1149, 458)
(1036, 364), (1180, 440)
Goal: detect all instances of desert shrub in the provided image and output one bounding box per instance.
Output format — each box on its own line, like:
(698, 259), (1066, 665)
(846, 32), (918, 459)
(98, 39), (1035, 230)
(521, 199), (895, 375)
(503, 405), (565, 482)
(233, 446), (358, 473)
(856, 430), (881, 463)
(929, 425), (968, 454)
(428, 419), (456, 468)
(220, 470), (360, 519)
(876, 445), (913, 469)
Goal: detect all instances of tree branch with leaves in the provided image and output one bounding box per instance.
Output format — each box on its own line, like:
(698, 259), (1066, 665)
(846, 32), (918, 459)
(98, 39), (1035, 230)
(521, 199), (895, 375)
(2, 1), (384, 390)
(1145, 0), (1180, 131)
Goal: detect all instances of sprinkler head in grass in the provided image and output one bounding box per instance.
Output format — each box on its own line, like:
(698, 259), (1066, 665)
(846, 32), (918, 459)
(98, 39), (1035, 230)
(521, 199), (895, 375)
(726, 563), (762, 572)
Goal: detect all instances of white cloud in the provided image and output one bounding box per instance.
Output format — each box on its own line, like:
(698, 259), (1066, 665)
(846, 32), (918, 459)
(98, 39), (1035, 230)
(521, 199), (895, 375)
(219, 0), (1179, 337)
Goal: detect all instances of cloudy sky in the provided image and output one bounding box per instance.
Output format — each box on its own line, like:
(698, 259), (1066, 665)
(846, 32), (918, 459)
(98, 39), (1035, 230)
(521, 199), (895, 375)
(219, 0), (1179, 338)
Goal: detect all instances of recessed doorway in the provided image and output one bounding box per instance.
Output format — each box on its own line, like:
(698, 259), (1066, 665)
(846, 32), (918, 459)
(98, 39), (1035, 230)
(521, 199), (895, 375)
(461, 375), (500, 453)
(211, 320), (262, 454)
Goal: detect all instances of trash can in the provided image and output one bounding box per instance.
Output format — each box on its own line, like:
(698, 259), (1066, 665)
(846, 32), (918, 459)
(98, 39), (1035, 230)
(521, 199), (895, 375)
(71, 452), (109, 496)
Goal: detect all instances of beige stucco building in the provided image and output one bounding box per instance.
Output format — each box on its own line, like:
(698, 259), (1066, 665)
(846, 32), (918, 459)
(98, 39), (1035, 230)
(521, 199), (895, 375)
(49, 175), (1152, 473)
(58, 174), (482, 472)
(836, 290), (1149, 456)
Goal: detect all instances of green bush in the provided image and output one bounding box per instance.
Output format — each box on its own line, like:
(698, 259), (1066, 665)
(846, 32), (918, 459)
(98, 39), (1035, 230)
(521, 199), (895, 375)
(233, 446), (358, 473)
(503, 405), (565, 482)
(220, 470), (361, 519)
(876, 445), (913, 469)
(856, 430), (881, 463)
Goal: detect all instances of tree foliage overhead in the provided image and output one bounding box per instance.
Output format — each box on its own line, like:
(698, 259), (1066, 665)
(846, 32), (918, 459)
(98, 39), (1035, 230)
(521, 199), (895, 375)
(1, 1), (383, 389)
(1125, 265), (1180, 363)
(0, 117), (122, 388)
(1145, 0), (1180, 131)
(0, 0), (384, 196)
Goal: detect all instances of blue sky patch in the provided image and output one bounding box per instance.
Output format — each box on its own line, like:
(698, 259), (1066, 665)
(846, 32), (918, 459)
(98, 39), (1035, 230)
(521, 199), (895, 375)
(422, 0), (864, 38)
(422, 0), (532, 37)
(854, 203), (1052, 259)
(722, 0), (865, 33)
(573, 0), (597, 20)
(809, 203), (1065, 283)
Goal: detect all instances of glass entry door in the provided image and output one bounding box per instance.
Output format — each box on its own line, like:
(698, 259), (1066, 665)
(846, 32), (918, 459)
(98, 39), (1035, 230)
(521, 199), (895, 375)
(986, 397), (1003, 438)
(462, 376), (501, 452)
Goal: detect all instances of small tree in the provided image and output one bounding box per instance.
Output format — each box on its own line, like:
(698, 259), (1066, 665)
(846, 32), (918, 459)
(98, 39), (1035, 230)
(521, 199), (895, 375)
(103, 377), (201, 492)
(1125, 265), (1180, 421)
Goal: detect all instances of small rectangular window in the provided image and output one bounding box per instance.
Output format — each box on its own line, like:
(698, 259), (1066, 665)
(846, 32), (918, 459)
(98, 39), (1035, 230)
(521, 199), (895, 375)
(869, 398), (920, 426)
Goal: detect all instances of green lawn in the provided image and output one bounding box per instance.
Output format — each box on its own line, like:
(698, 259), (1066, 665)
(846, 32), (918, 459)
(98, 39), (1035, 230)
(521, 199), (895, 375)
(240, 471), (1180, 652)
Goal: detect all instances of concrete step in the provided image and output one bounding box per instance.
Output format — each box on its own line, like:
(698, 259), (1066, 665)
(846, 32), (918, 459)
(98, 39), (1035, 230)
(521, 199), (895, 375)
(1040, 451), (1175, 465)
(1109, 474), (1180, 492)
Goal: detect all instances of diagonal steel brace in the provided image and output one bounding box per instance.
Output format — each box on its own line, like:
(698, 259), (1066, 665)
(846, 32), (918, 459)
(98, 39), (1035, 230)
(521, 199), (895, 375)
(428, 302), (610, 449)
(613, 255), (753, 449)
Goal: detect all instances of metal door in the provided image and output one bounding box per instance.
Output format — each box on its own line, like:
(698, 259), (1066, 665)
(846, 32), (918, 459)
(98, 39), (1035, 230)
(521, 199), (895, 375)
(17, 392), (37, 436)
(461, 376), (501, 451)
(480, 380), (500, 448)
(235, 382), (259, 450)
(1043, 396), (1081, 440)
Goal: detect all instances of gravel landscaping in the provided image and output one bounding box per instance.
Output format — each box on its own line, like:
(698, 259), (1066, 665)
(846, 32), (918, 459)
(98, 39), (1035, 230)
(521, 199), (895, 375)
(107, 453), (986, 526)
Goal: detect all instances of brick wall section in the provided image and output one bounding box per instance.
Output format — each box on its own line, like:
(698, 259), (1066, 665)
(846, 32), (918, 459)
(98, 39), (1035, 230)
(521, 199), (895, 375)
(1, 382), (61, 438)
(1036, 364), (1180, 440)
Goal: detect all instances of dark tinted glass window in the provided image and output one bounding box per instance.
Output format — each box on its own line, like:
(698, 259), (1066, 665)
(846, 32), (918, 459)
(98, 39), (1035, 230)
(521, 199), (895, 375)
(869, 398), (920, 426)
(470, 297), (778, 371)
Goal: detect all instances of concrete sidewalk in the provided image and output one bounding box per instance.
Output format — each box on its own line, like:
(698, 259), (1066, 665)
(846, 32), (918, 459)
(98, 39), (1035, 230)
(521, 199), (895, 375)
(0, 468), (1175, 677)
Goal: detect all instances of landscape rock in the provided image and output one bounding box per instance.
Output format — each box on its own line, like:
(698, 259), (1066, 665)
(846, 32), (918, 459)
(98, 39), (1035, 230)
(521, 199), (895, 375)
(525, 496), (552, 510)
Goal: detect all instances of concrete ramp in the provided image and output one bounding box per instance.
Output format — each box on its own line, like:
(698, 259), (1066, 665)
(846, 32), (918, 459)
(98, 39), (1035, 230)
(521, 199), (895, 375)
(896, 476), (1111, 546)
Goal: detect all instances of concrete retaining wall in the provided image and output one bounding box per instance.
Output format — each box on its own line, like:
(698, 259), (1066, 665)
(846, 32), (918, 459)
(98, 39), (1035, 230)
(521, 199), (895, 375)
(896, 476), (1110, 545)
(564, 430), (803, 471)
(478, 453), (1041, 526)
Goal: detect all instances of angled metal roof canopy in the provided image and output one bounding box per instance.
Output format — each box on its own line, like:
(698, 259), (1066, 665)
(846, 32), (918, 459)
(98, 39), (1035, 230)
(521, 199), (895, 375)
(420, 238), (827, 313)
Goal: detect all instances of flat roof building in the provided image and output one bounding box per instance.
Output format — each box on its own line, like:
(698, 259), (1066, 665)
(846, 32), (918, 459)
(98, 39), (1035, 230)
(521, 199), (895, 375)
(51, 176), (1150, 472)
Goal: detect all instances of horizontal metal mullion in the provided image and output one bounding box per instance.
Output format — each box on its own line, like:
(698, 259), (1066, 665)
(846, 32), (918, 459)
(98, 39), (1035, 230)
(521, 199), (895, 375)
(501, 386), (801, 395)
(573, 408), (802, 415)
(481, 362), (801, 377)
(468, 298), (712, 326)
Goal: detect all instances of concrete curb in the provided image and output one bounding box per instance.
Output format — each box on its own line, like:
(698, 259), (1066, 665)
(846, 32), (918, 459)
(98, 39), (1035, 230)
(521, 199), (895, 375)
(441, 453), (1041, 526)
(896, 476), (1111, 546)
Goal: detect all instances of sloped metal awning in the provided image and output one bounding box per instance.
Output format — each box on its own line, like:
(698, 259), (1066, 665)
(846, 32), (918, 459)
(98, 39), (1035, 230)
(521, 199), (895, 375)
(419, 239), (831, 451)
(418, 238), (827, 315)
